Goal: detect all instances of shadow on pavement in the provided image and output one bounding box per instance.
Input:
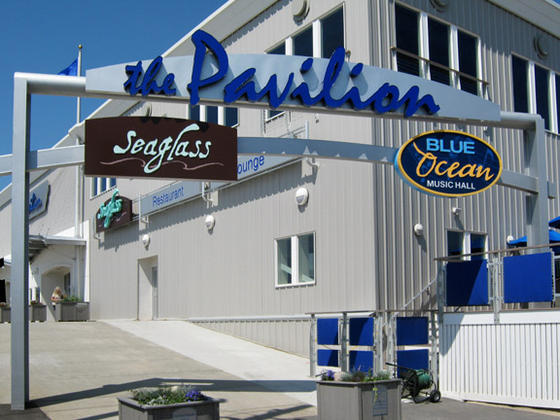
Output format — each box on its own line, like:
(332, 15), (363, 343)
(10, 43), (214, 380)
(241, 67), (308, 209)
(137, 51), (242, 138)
(30, 377), (316, 408)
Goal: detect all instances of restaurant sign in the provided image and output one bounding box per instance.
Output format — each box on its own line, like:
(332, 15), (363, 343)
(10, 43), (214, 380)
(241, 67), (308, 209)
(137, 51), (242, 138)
(95, 189), (133, 233)
(85, 117), (237, 181)
(395, 130), (502, 197)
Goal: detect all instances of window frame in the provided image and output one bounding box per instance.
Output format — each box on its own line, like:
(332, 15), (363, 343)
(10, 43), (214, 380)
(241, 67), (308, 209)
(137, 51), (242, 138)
(511, 54), (560, 134)
(264, 5), (345, 123)
(447, 229), (487, 261)
(274, 231), (316, 288)
(393, 2), (485, 97)
(90, 177), (117, 199)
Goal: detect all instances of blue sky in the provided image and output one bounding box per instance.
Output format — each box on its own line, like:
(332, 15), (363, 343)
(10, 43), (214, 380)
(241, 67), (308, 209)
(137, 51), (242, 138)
(0, 0), (227, 191)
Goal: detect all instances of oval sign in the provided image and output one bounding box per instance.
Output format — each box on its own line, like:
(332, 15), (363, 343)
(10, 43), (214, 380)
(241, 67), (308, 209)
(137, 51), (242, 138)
(395, 130), (502, 197)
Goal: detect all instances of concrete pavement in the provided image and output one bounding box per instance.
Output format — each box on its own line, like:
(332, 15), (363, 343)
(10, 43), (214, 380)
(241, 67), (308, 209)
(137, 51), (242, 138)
(1, 320), (559, 419)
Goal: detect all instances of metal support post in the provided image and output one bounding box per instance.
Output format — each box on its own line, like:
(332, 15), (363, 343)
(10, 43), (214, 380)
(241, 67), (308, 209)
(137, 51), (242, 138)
(430, 310), (439, 387)
(11, 75), (31, 410)
(523, 116), (548, 248)
(309, 314), (316, 377)
(340, 313), (348, 372)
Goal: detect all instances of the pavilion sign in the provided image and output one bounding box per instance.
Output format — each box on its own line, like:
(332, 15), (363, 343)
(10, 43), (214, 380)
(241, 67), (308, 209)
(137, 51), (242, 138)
(86, 31), (500, 122)
(85, 117), (237, 181)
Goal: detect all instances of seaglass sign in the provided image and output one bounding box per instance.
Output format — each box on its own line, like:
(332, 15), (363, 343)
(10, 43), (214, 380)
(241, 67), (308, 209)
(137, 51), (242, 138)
(85, 117), (237, 181)
(395, 130), (502, 197)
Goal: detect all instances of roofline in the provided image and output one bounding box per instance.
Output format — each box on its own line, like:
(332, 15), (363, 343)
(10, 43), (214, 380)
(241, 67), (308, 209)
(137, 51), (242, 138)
(488, 0), (560, 39)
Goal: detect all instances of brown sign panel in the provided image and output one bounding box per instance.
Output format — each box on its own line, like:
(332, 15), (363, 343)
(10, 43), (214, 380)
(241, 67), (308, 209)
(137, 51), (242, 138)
(85, 117), (237, 181)
(95, 191), (133, 233)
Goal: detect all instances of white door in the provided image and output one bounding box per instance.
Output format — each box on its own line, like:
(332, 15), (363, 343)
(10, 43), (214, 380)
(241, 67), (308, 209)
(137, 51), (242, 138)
(138, 257), (158, 320)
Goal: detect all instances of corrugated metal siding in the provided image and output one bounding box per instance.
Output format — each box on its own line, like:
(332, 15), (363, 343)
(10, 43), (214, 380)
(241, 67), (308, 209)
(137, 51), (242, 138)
(193, 319), (311, 357)
(440, 312), (560, 408)
(87, 0), (560, 352)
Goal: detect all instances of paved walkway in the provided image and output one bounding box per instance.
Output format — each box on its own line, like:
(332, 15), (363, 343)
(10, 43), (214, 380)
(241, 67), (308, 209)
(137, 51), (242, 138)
(1, 320), (559, 419)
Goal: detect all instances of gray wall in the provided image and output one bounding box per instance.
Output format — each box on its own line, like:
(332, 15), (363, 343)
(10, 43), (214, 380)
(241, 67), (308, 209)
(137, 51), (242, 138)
(84, 0), (560, 354)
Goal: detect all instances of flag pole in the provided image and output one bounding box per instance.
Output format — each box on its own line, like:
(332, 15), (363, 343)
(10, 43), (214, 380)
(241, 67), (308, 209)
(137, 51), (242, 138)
(76, 44), (82, 124)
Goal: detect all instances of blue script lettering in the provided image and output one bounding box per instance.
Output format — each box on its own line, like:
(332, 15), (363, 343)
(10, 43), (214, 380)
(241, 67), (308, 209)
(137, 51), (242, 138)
(132, 30), (440, 118)
(123, 56), (176, 96)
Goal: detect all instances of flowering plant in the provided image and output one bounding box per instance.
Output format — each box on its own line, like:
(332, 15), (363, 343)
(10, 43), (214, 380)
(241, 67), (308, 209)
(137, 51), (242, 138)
(131, 385), (208, 406)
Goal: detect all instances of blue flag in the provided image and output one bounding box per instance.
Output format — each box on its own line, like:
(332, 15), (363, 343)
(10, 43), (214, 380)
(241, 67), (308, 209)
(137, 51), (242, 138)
(58, 58), (78, 76)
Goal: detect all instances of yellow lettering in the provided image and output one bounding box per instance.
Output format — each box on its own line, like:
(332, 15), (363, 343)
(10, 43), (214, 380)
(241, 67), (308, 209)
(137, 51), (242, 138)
(458, 164), (476, 178)
(476, 166), (494, 181)
(435, 160), (448, 176)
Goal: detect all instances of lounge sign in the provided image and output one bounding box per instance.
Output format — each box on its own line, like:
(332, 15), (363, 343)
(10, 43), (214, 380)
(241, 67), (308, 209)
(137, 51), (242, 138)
(85, 117), (237, 181)
(395, 130), (502, 197)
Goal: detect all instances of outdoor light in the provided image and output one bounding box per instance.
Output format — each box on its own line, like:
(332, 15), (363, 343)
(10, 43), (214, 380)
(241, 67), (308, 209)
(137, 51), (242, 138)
(205, 215), (216, 231)
(506, 235), (514, 244)
(452, 207), (462, 216)
(142, 234), (150, 248)
(414, 223), (424, 237)
(295, 187), (309, 206)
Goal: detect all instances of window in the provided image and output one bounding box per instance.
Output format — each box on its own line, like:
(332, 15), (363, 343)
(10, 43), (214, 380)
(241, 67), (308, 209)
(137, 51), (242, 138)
(189, 104), (200, 120)
(189, 103), (238, 127)
(394, 4), (483, 95)
(293, 26), (313, 57)
(535, 65), (550, 130)
(447, 230), (487, 260)
(321, 8), (344, 58)
(512, 55), (559, 132)
(267, 43), (287, 120)
(225, 107), (238, 127)
(512, 56), (528, 113)
(428, 18), (450, 86)
(265, 7), (344, 122)
(458, 31), (478, 95)
(91, 177), (116, 198)
(395, 4), (419, 76)
(206, 106), (218, 124)
(275, 233), (315, 287)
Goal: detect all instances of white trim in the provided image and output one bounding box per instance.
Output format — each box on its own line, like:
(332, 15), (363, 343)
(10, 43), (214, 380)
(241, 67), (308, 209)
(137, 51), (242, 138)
(449, 25), (459, 89)
(528, 61), (537, 114)
(419, 12), (430, 79)
(274, 232), (316, 288)
(313, 20), (321, 58)
(549, 71), (558, 133)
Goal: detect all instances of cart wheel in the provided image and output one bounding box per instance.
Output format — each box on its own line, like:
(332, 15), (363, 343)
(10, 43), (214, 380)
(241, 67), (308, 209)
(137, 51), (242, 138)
(402, 371), (420, 398)
(429, 390), (441, 403)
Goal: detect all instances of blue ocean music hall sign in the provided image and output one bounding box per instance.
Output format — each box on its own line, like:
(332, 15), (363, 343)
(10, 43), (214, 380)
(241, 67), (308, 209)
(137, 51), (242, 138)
(395, 130), (503, 197)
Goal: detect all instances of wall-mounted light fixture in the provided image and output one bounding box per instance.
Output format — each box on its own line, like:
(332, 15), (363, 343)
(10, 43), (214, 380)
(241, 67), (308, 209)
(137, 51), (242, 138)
(142, 234), (150, 249)
(292, 0), (309, 21)
(295, 187), (309, 206)
(205, 215), (216, 231)
(452, 207), (462, 216)
(506, 235), (514, 244)
(414, 223), (424, 237)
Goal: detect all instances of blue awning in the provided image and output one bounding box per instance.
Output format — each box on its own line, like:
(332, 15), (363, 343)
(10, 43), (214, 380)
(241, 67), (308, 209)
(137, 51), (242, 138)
(507, 229), (560, 254)
(549, 216), (560, 228)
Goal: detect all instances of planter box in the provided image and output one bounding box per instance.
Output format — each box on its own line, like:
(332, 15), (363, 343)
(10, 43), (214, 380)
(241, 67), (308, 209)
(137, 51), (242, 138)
(0, 306), (10, 323)
(118, 396), (220, 420)
(317, 379), (402, 420)
(55, 302), (89, 322)
(29, 304), (47, 322)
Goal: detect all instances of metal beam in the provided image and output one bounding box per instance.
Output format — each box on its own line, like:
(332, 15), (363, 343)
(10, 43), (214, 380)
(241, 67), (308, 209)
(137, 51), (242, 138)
(498, 170), (538, 194)
(238, 137), (396, 163)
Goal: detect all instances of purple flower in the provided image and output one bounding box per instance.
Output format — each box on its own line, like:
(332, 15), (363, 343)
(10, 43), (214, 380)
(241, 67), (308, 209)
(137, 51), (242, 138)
(185, 389), (205, 401)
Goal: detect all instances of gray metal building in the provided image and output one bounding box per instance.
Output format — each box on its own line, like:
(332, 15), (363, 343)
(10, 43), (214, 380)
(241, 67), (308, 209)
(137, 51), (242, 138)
(2, 0), (560, 358)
